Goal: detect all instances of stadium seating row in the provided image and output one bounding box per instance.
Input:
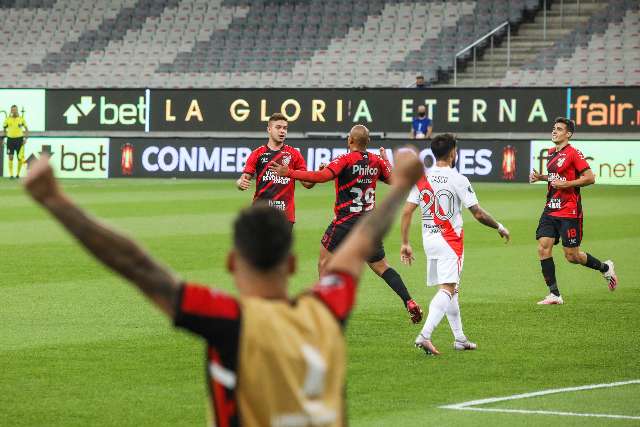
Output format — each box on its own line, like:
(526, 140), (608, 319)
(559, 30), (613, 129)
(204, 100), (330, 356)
(0, 0), (636, 88)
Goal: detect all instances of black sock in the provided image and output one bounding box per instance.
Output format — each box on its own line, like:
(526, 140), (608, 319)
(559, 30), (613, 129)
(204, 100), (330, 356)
(381, 268), (412, 306)
(585, 253), (608, 272)
(541, 257), (560, 296)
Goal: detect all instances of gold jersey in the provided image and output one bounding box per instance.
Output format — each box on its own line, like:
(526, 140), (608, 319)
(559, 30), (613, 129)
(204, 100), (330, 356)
(175, 271), (356, 427)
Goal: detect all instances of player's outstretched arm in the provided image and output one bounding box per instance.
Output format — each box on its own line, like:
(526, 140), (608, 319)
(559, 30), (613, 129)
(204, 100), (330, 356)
(468, 204), (510, 243)
(400, 202), (418, 265)
(24, 157), (181, 318)
(326, 148), (424, 280)
(269, 161), (334, 183)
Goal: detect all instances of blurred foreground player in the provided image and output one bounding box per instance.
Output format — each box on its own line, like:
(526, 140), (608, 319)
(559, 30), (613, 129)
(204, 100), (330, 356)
(401, 134), (510, 355)
(236, 113), (313, 226)
(530, 117), (617, 305)
(23, 148), (424, 427)
(270, 125), (424, 324)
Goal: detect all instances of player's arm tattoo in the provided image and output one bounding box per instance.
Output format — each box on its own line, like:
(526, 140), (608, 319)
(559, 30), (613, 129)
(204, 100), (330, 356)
(44, 195), (181, 318)
(468, 204), (500, 229)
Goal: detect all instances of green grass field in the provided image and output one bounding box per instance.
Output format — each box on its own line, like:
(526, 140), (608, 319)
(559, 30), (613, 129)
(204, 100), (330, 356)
(1, 179), (639, 426)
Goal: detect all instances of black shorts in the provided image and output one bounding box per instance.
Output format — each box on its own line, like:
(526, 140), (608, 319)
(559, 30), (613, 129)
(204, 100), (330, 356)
(6, 137), (24, 156)
(535, 214), (583, 247)
(321, 221), (386, 263)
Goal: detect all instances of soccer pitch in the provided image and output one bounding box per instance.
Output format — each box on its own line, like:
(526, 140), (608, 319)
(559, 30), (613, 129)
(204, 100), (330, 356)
(1, 179), (639, 426)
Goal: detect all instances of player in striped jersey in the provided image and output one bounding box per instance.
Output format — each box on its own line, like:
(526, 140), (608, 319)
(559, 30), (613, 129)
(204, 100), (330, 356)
(270, 125), (424, 324)
(236, 113), (314, 226)
(400, 134), (510, 355)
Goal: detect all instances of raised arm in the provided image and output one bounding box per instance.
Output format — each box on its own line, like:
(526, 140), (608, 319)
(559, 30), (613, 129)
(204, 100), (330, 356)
(468, 204), (510, 243)
(326, 148), (424, 280)
(24, 157), (181, 318)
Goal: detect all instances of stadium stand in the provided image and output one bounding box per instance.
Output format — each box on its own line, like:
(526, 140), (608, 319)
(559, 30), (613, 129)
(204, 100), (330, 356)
(501, 1), (640, 86)
(0, 0), (636, 88)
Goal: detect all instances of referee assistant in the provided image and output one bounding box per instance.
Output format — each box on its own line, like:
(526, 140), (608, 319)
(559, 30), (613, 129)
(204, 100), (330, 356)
(2, 105), (29, 179)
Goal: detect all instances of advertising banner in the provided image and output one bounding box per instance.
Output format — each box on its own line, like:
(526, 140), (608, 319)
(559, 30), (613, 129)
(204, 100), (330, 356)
(569, 87), (640, 133)
(2, 137), (109, 179)
(109, 138), (530, 182)
(149, 88), (566, 134)
(0, 89), (45, 131)
(46, 89), (146, 131)
(530, 140), (639, 185)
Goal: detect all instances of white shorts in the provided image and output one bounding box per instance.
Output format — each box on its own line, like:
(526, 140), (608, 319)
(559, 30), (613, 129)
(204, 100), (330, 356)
(426, 257), (464, 286)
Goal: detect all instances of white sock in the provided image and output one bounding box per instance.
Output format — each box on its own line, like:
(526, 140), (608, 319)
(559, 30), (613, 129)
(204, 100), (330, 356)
(446, 292), (466, 341)
(417, 289), (452, 341)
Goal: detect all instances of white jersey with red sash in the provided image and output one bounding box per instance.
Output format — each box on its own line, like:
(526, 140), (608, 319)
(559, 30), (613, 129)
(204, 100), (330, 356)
(407, 166), (478, 259)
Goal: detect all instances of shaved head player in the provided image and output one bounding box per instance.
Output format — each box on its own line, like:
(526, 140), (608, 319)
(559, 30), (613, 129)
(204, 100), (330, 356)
(270, 125), (424, 324)
(23, 148), (424, 427)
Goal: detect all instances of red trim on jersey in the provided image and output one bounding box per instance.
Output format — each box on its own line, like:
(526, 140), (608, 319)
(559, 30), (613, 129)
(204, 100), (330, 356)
(337, 175), (362, 192)
(254, 150), (286, 187)
(209, 348), (236, 427)
(419, 177), (464, 257)
(288, 167), (334, 183)
(271, 182), (294, 204)
(181, 285), (240, 320)
(312, 271), (357, 322)
(334, 211), (359, 226)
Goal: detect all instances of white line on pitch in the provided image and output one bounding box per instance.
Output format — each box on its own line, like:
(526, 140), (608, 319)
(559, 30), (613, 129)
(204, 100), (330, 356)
(455, 407), (640, 420)
(440, 379), (640, 419)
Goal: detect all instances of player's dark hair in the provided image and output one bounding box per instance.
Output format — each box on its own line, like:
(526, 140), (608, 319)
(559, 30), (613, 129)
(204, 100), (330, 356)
(268, 113), (288, 124)
(233, 204), (292, 271)
(431, 133), (457, 160)
(10, 104), (17, 108)
(554, 117), (575, 135)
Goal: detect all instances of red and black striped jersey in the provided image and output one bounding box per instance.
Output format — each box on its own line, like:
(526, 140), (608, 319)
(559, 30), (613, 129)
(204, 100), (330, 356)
(243, 144), (307, 223)
(174, 271), (356, 427)
(325, 151), (392, 226)
(543, 144), (591, 218)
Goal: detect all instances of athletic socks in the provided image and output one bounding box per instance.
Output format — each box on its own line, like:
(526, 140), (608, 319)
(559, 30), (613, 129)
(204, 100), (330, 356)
(381, 268), (412, 306)
(16, 159), (23, 177)
(445, 292), (466, 341)
(8, 158), (14, 177)
(541, 257), (560, 296)
(419, 289), (452, 340)
(584, 253), (608, 273)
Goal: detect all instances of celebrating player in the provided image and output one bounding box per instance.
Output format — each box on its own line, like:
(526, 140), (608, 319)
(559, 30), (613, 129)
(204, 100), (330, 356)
(269, 125), (424, 324)
(2, 105), (28, 179)
(530, 117), (617, 305)
(23, 148), (424, 427)
(236, 113), (313, 227)
(400, 134), (510, 355)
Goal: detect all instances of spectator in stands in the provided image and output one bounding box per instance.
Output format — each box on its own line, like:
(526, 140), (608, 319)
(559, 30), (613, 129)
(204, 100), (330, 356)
(415, 75), (427, 89)
(411, 104), (432, 140)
